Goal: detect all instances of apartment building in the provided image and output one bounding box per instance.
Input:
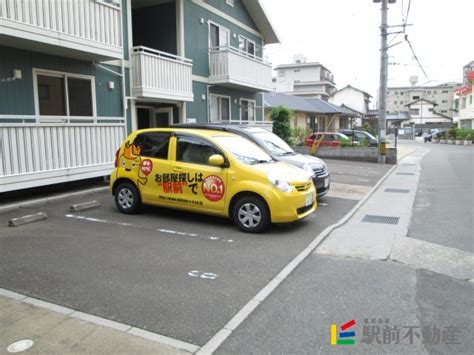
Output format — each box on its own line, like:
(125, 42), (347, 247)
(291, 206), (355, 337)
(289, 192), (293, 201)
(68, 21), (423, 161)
(130, 0), (279, 130)
(386, 78), (462, 118)
(273, 56), (336, 101)
(1, 0), (279, 193)
(0, 0), (130, 193)
(454, 61), (474, 129)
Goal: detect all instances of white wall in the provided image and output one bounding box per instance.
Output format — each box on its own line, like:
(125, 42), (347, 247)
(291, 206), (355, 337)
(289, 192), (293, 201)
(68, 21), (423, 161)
(329, 87), (367, 114)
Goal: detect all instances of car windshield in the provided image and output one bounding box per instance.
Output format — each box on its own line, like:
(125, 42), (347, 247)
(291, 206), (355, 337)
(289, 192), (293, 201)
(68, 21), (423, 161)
(337, 133), (350, 140)
(213, 136), (273, 165)
(253, 132), (294, 156)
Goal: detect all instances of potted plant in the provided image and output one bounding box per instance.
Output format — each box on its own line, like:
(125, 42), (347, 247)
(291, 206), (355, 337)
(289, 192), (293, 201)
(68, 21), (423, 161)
(440, 133), (447, 144)
(455, 131), (463, 145)
(465, 133), (473, 146)
(447, 128), (456, 144)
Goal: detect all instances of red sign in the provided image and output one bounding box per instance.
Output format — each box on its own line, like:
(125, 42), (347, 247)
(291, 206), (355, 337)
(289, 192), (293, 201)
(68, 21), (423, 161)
(467, 71), (474, 82)
(455, 85), (472, 95)
(140, 159), (153, 176)
(202, 175), (225, 202)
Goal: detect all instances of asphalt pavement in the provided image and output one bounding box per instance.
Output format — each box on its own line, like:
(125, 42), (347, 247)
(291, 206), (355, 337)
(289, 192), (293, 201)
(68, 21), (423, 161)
(2, 143), (471, 354)
(0, 159), (390, 352)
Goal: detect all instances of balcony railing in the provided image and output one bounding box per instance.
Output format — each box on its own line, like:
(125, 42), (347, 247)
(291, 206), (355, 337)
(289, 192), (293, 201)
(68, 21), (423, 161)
(131, 46), (193, 102)
(0, 0), (122, 60)
(209, 46), (272, 92)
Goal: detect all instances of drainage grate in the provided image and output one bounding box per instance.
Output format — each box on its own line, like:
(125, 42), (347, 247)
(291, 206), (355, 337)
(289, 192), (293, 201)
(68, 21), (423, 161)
(385, 188), (410, 193)
(396, 172), (415, 176)
(362, 214), (400, 225)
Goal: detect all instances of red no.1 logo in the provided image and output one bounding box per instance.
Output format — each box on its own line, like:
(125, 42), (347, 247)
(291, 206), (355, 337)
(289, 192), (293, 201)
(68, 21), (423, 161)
(202, 175), (225, 202)
(140, 159), (153, 176)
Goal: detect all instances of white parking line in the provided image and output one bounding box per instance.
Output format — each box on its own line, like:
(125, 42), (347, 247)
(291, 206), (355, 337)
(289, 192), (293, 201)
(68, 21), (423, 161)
(65, 214), (235, 243)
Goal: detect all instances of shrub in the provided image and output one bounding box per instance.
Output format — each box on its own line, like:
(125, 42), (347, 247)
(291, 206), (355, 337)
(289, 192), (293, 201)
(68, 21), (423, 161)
(291, 127), (311, 146)
(270, 106), (292, 144)
(361, 123), (377, 137)
(448, 128), (457, 139)
(466, 133), (472, 142)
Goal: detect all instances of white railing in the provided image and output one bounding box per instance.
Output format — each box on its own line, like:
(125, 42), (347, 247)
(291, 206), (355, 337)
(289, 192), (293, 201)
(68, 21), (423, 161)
(131, 46), (193, 102)
(209, 46), (272, 91)
(0, 0), (122, 57)
(0, 118), (125, 180)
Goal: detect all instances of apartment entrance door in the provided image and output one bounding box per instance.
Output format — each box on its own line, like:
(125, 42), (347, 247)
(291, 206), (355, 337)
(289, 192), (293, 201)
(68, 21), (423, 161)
(136, 107), (174, 129)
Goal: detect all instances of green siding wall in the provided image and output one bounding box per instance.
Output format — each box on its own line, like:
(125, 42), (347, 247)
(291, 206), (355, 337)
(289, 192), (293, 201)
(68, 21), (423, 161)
(132, 3), (177, 54)
(186, 81), (263, 123)
(187, 81), (208, 122)
(0, 46), (123, 118)
(184, 0), (263, 78)
(204, 0), (258, 31)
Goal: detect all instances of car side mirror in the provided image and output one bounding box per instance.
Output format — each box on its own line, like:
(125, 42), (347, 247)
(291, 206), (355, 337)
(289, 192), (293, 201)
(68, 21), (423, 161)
(208, 154), (225, 167)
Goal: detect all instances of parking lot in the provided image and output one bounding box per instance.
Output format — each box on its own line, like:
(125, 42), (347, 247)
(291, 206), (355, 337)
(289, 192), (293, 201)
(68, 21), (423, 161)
(0, 159), (391, 347)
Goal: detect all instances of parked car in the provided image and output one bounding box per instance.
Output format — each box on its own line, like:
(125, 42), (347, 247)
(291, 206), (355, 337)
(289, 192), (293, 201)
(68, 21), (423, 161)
(111, 128), (316, 233)
(415, 129), (423, 137)
(430, 130), (447, 139)
(304, 132), (351, 148)
(175, 124), (331, 198)
(340, 129), (378, 147)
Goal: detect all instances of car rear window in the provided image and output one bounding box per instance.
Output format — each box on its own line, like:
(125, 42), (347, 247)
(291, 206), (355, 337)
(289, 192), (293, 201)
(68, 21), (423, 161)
(133, 132), (170, 159)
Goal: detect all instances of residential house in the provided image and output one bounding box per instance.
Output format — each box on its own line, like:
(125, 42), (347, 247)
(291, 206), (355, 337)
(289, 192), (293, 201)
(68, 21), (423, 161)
(0, 0), (279, 193)
(386, 77), (462, 119)
(273, 55), (336, 101)
(404, 99), (452, 126)
(0, 0), (130, 193)
(329, 85), (372, 126)
(454, 61), (473, 129)
(129, 0), (279, 130)
(263, 92), (354, 132)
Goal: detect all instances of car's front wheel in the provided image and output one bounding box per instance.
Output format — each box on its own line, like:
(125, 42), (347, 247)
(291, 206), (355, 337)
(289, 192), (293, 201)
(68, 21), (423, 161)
(115, 182), (141, 214)
(232, 196), (270, 233)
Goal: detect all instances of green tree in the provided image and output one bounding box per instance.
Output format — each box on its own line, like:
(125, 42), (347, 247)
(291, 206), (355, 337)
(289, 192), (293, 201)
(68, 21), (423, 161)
(270, 106), (292, 144)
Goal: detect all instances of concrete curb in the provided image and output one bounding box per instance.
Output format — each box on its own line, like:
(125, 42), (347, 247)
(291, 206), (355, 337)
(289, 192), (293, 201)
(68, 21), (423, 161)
(69, 200), (101, 212)
(0, 186), (108, 214)
(196, 163), (398, 355)
(0, 288), (199, 354)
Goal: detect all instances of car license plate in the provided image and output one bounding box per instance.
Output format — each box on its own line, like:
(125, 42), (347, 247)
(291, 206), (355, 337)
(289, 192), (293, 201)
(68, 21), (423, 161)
(324, 178), (329, 188)
(305, 193), (313, 207)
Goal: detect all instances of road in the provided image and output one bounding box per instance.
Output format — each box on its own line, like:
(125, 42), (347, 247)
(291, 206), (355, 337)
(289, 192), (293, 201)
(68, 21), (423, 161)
(0, 159), (390, 349)
(1, 142), (472, 354)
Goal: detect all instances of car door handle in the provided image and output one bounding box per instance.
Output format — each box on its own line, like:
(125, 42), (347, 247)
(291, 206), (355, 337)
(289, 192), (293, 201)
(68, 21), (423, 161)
(172, 167), (183, 173)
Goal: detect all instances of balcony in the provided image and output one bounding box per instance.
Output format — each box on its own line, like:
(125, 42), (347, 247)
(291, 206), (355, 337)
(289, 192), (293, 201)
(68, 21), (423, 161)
(209, 46), (272, 92)
(131, 46), (193, 102)
(0, 0), (122, 61)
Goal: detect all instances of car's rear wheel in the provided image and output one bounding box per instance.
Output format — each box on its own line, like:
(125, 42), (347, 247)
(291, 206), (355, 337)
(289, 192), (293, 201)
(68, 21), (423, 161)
(232, 196), (270, 233)
(115, 182), (141, 214)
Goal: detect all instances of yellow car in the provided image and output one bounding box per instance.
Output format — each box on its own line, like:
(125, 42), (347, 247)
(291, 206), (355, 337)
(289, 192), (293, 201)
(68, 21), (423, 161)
(110, 128), (316, 233)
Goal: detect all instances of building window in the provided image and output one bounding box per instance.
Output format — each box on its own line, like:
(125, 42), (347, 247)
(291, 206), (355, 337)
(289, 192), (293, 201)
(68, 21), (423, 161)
(279, 70), (285, 77)
(410, 108), (420, 115)
(394, 91), (398, 95)
(35, 70), (94, 117)
(442, 90), (449, 94)
(209, 22), (229, 49)
(470, 95), (473, 105)
(226, 0), (234, 7)
(433, 90), (437, 94)
(461, 97), (467, 109)
(238, 36), (255, 57)
(413, 96), (420, 100)
(209, 94), (231, 122)
(442, 100), (448, 103)
(240, 99), (256, 121)
(428, 108), (434, 112)
(400, 91), (404, 95)
(400, 101), (404, 104)
(441, 110), (447, 113)
(394, 101), (397, 105)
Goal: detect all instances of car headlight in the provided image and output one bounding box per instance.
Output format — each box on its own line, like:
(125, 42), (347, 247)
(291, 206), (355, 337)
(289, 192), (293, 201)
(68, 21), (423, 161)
(268, 172), (293, 192)
(303, 164), (315, 176)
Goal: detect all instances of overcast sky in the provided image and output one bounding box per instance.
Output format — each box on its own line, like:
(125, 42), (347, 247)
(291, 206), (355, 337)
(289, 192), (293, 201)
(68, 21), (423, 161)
(260, 0), (473, 101)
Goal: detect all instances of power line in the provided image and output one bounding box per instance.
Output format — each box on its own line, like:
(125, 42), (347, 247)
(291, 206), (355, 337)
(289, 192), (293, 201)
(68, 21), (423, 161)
(404, 34), (428, 77)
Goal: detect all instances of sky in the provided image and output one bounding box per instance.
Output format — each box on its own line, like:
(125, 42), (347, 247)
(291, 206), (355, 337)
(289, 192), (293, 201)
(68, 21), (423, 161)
(260, 0), (474, 103)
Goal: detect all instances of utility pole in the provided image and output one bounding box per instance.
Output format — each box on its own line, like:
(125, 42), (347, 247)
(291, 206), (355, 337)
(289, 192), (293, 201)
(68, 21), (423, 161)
(374, 0), (395, 163)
